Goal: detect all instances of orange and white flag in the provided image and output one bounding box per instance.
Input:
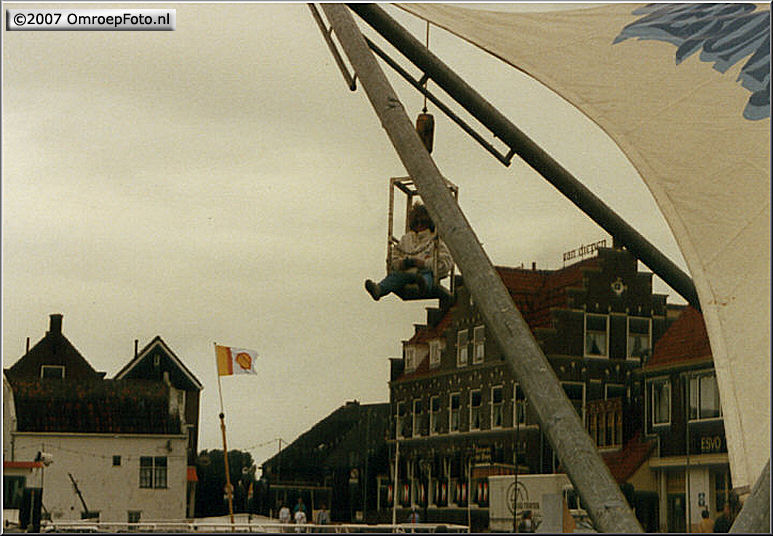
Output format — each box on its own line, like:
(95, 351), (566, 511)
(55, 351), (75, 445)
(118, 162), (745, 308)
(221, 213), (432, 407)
(215, 345), (258, 376)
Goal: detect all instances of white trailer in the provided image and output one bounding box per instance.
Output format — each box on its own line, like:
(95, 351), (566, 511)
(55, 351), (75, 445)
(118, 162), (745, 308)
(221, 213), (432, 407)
(489, 474), (594, 532)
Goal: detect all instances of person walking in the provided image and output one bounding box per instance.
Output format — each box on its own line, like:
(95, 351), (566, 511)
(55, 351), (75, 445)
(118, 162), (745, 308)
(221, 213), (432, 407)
(713, 503), (733, 532)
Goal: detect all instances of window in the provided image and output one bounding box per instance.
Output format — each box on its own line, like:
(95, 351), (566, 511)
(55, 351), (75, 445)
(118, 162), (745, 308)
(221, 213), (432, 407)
(491, 386), (503, 428)
(562, 382), (585, 420)
(412, 399), (423, 436)
(40, 365), (65, 379)
(714, 469), (732, 511)
(627, 317), (651, 359)
(140, 457), (167, 489)
(650, 379), (671, 426)
(430, 395), (441, 434)
(473, 326), (485, 364)
(470, 390), (482, 430)
(3, 476), (25, 509)
(429, 340), (442, 368)
(113, 455), (122, 466)
(456, 330), (468, 367)
(513, 383), (526, 425)
(689, 372), (722, 421)
(449, 393), (460, 432)
(405, 346), (417, 371)
(584, 314), (608, 357)
(589, 413), (599, 446)
(397, 402), (408, 438)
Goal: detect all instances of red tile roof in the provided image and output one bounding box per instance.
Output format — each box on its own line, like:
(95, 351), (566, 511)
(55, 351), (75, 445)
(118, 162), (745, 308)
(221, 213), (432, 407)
(399, 258), (600, 380)
(601, 433), (656, 483)
(645, 307), (712, 370)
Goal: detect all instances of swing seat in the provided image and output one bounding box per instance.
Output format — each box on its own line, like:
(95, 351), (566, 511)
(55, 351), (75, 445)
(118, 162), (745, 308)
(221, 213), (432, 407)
(394, 281), (453, 302)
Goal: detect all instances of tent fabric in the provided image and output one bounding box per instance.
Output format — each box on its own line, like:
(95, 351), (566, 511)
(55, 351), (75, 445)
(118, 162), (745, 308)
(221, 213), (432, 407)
(399, 2), (770, 489)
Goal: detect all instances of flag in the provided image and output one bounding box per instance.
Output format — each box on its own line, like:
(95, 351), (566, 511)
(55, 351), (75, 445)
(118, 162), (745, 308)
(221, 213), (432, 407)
(216, 345), (258, 376)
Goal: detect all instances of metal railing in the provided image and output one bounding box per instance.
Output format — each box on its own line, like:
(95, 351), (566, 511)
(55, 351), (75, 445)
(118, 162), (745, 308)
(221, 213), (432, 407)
(40, 520), (469, 533)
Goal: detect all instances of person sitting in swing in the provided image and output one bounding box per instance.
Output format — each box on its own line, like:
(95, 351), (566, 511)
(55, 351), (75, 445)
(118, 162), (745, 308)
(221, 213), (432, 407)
(365, 203), (452, 301)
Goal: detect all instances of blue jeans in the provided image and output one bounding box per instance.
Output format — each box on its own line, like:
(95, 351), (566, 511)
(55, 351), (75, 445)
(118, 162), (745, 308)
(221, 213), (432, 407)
(377, 269), (434, 297)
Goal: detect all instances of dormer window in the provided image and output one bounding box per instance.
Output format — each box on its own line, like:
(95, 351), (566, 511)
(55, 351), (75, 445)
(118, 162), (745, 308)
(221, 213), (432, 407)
(41, 365), (65, 379)
(456, 330), (469, 367)
(429, 340), (442, 368)
(405, 345), (417, 372)
(473, 326), (485, 364)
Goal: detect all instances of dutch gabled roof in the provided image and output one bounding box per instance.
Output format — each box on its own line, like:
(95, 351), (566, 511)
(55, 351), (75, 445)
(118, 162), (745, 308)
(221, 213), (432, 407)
(644, 307), (712, 371)
(402, 257), (600, 373)
(4, 317), (105, 383)
(114, 335), (202, 391)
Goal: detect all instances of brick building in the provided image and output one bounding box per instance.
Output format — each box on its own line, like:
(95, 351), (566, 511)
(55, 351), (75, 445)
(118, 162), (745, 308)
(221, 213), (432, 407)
(383, 246), (675, 528)
(641, 306), (732, 532)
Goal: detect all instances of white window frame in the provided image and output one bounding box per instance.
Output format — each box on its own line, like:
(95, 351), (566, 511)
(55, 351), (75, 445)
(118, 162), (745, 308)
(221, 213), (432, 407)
(688, 372), (723, 422)
(491, 385), (503, 428)
(469, 389), (482, 430)
(429, 340), (442, 368)
(430, 395), (441, 435)
(513, 383), (526, 426)
(627, 316), (652, 360)
(456, 330), (468, 367)
(649, 377), (671, 427)
(405, 345), (417, 372)
(397, 401), (407, 439)
(40, 365), (65, 379)
(584, 313), (609, 358)
(473, 325), (485, 364)
(139, 456), (167, 489)
(449, 392), (461, 433)
(412, 398), (423, 436)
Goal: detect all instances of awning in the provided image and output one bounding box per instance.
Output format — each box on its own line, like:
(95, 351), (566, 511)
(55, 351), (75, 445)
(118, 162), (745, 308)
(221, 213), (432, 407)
(187, 466), (198, 482)
(4, 461), (43, 470)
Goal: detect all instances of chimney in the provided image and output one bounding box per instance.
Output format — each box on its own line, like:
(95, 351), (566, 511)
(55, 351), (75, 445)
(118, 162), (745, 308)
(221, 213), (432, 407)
(49, 314), (63, 334)
(134, 339), (139, 358)
(532, 262), (536, 271)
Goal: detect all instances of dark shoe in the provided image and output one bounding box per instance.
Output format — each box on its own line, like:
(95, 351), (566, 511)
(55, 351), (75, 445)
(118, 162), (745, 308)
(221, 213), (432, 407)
(365, 280), (381, 301)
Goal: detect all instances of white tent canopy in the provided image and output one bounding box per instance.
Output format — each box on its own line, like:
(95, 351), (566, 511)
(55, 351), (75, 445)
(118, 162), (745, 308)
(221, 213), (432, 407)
(400, 2), (770, 490)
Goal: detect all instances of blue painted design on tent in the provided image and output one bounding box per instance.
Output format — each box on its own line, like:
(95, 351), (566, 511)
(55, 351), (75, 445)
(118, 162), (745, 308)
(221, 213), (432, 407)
(614, 3), (770, 120)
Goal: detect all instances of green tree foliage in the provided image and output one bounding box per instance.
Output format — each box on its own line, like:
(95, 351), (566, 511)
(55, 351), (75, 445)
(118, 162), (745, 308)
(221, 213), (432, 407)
(195, 449), (255, 517)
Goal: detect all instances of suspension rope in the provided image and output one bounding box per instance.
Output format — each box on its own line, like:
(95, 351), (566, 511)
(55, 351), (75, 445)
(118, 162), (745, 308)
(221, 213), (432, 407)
(422, 21), (430, 113)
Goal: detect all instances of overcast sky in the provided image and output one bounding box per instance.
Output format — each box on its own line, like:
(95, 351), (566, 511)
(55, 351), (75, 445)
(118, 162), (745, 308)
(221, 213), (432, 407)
(2, 2), (688, 472)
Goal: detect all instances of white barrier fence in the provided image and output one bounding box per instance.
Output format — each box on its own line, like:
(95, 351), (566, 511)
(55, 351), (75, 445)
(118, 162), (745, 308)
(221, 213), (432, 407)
(39, 520), (470, 533)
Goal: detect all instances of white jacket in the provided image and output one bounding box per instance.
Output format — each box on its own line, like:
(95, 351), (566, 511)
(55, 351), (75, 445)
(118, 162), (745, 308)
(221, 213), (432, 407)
(391, 229), (453, 278)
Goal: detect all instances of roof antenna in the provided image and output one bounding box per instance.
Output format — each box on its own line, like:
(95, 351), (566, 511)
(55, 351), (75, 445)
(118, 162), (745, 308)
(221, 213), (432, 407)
(416, 21), (434, 153)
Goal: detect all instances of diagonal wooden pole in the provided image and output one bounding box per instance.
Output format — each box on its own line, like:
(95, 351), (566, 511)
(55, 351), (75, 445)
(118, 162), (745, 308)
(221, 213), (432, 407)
(320, 4), (642, 532)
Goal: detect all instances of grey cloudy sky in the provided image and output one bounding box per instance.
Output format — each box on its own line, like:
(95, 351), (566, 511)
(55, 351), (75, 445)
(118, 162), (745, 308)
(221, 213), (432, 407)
(2, 2), (687, 471)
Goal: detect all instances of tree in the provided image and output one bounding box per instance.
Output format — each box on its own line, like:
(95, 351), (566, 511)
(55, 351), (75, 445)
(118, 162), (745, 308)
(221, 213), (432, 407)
(195, 449), (255, 517)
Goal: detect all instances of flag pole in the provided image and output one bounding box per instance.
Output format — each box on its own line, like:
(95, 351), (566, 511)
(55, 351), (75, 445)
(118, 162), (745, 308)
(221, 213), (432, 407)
(215, 343), (236, 529)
